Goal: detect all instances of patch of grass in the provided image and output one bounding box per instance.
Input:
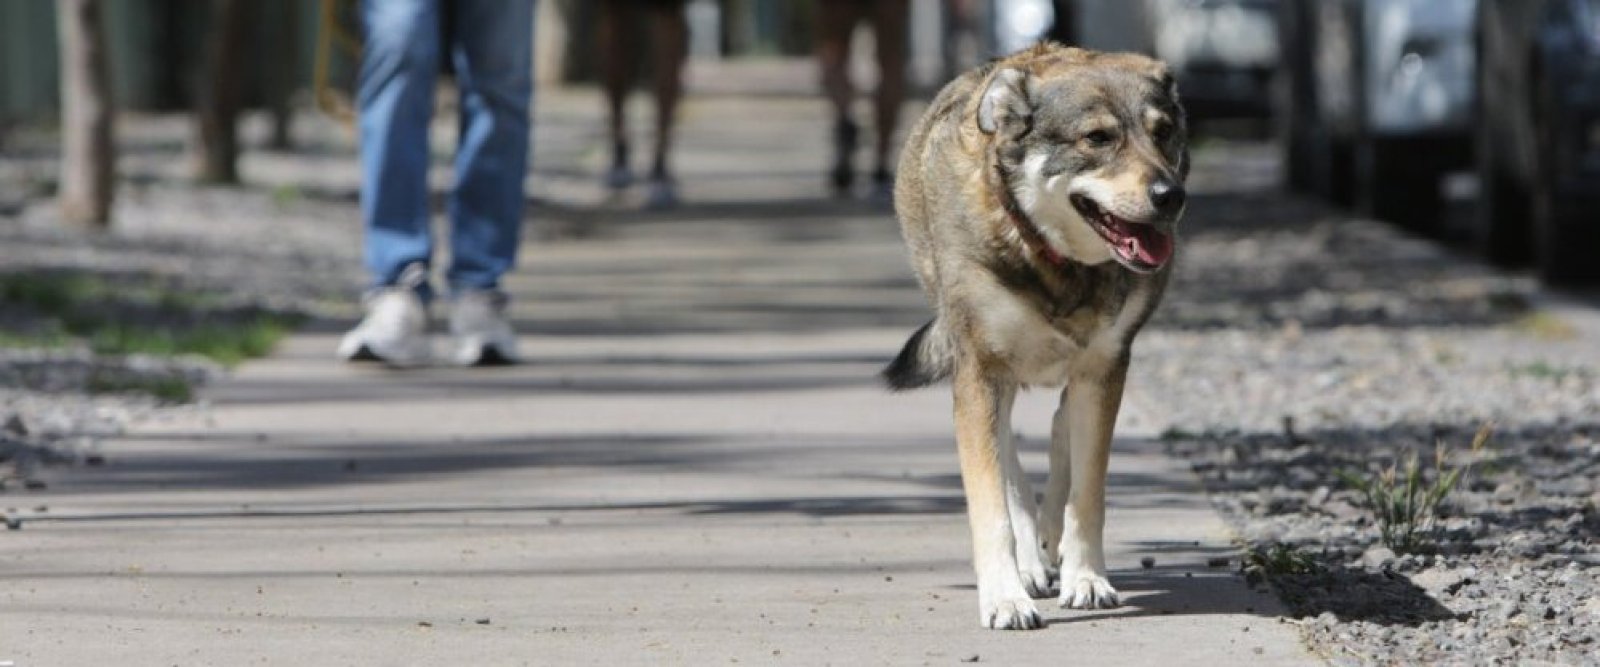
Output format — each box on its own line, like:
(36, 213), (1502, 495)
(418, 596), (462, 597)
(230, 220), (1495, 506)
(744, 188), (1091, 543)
(1337, 424), (1493, 554)
(85, 372), (194, 403)
(270, 183), (303, 210)
(1242, 542), (1322, 585)
(0, 326), (70, 349)
(1509, 311), (1578, 341)
(1506, 360), (1581, 382)
(0, 271), (300, 367)
(0, 273), (99, 312)
(1487, 290), (1533, 314)
(81, 316), (297, 367)
(1431, 346), (1462, 367)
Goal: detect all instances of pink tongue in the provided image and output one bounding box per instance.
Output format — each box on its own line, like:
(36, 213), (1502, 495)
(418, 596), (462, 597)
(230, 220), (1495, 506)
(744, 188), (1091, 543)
(1128, 226), (1172, 266)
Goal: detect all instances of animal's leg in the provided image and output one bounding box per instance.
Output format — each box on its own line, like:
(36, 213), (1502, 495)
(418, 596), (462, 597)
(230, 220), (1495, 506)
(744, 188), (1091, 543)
(952, 362), (1042, 630)
(1039, 386), (1071, 573)
(1001, 422), (1054, 598)
(1057, 353), (1128, 610)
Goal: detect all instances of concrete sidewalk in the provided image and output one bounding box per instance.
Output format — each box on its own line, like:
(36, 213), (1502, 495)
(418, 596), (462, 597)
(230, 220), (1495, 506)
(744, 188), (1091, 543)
(1, 91), (1316, 665)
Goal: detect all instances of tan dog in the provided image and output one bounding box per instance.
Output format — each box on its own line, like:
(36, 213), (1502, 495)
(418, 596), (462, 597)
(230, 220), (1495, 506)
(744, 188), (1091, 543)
(883, 44), (1188, 630)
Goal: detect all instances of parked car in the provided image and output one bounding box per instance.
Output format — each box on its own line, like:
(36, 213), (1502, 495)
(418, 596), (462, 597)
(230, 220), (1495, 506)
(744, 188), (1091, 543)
(1277, 0), (1478, 230)
(1475, 0), (1600, 284)
(1147, 0), (1280, 119)
(1066, 0), (1278, 120)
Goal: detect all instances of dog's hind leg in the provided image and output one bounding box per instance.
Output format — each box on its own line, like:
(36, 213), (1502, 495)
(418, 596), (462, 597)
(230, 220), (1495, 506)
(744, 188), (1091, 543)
(952, 361), (1043, 630)
(1000, 425), (1055, 598)
(1055, 351), (1128, 610)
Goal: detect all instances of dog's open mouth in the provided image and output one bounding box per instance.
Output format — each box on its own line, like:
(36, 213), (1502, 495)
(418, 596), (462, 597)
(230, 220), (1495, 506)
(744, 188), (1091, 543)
(1071, 195), (1173, 272)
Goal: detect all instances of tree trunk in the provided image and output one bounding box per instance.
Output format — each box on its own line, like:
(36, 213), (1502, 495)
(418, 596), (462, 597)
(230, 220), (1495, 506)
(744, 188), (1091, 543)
(56, 0), (116, 229)
(194, 0), (246, 183)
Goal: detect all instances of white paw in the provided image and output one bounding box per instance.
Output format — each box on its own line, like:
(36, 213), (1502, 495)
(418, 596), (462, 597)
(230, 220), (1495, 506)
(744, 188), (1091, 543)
(980, 597), (1045, 630)
(1017, 550), (1058, 599)
(1058, 573), (1120, 610)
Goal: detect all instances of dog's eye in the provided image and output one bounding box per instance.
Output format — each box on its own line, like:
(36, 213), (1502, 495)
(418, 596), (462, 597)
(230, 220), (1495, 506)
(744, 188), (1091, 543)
(1081, 129), (1116, 148)
(1152, 122), (1174, 142)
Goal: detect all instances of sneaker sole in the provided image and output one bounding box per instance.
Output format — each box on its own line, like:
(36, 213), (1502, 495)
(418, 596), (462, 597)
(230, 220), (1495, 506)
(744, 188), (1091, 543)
(345, 344), (385, 363)
(453, 340), (518, 367)
(471, 346), (516, 367)
(339, 341), (432, 368)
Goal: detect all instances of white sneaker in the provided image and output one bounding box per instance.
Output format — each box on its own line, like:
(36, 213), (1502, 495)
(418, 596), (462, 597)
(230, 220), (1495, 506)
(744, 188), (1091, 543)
(449, 289), (519, 366)
(337, 285), (432, 367)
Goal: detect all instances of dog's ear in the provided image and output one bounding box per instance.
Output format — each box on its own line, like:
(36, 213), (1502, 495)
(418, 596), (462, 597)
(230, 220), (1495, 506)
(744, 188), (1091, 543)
(1158, 70), (1180, 106)
(977, 68), (1030, 136)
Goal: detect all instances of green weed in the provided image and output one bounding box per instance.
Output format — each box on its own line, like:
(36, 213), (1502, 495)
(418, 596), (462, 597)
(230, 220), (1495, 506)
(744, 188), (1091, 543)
(85, 372), (193, 403)
(0, 272), (299, 368)
(1242, 543), (1322, 585)
(1510, 311), (1577, 341)
(1507, 361), (1582, 382)
(1337, 424), (1493, 553)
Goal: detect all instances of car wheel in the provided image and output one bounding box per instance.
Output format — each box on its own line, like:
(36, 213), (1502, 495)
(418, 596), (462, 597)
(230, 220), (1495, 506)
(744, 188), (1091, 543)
(1354, 135), (1442, 232)
(1530, 79), (1600, 285)
(1531, 187), (1600, 285)
(1319, 132), (1357, 207)
(1473, 120), (1532, 266)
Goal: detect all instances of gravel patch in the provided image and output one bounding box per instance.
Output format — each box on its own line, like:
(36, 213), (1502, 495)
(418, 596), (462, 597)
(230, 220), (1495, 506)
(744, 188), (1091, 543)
(1, 115), (365, 490)
(1128, 144), (1600, 664)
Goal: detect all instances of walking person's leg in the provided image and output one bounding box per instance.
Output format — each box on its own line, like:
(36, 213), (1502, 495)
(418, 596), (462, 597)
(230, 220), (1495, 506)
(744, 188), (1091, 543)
(867, 0), (909, 198)
(339, 0), (440, 366)
(643, 0), (687, 209)
(816, 0), (862, 194)
(598, 0), (638, 190)
(445, 0), (535, 365)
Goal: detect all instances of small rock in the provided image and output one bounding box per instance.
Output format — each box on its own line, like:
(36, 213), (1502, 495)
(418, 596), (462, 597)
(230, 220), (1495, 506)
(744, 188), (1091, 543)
(1359, 546), (1397, 569)
(1323, 499), (1364, 521)
(1411, 568), (1468, 595)
(1307, 485), (1331, 508)
(2, 414), (27, 436)
(1141, 556), (1156, 570)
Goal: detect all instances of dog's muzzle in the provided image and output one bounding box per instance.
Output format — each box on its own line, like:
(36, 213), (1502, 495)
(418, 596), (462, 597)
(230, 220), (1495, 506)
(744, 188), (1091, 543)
(1070, 194), (1175, 273)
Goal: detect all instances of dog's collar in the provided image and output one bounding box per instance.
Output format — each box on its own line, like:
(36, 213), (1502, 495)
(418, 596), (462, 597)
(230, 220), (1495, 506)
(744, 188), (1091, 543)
(992, 162), (1067, 267)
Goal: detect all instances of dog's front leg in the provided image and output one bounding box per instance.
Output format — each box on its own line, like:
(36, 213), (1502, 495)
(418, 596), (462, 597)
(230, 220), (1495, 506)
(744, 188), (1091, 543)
(952, 361), (1042, 630)
(1001, 422), (1055, 599)
(1055, 351), (1128, 610)
(1038, 387), (1071, 574)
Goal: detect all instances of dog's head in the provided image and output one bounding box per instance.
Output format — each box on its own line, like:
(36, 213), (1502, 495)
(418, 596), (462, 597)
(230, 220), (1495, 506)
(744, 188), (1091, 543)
(978, 47), (1188, 274)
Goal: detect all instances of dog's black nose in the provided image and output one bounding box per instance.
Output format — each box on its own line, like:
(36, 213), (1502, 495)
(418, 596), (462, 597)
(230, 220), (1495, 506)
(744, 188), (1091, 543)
(1149, 180), (1186, 213)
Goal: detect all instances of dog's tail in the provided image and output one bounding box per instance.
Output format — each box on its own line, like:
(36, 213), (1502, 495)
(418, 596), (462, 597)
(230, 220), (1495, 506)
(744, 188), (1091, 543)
(882, 318), (955, 391)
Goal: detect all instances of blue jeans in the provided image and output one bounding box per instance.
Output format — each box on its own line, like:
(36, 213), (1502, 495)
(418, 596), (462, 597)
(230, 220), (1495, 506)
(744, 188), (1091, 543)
(358, 0), (534, 299)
